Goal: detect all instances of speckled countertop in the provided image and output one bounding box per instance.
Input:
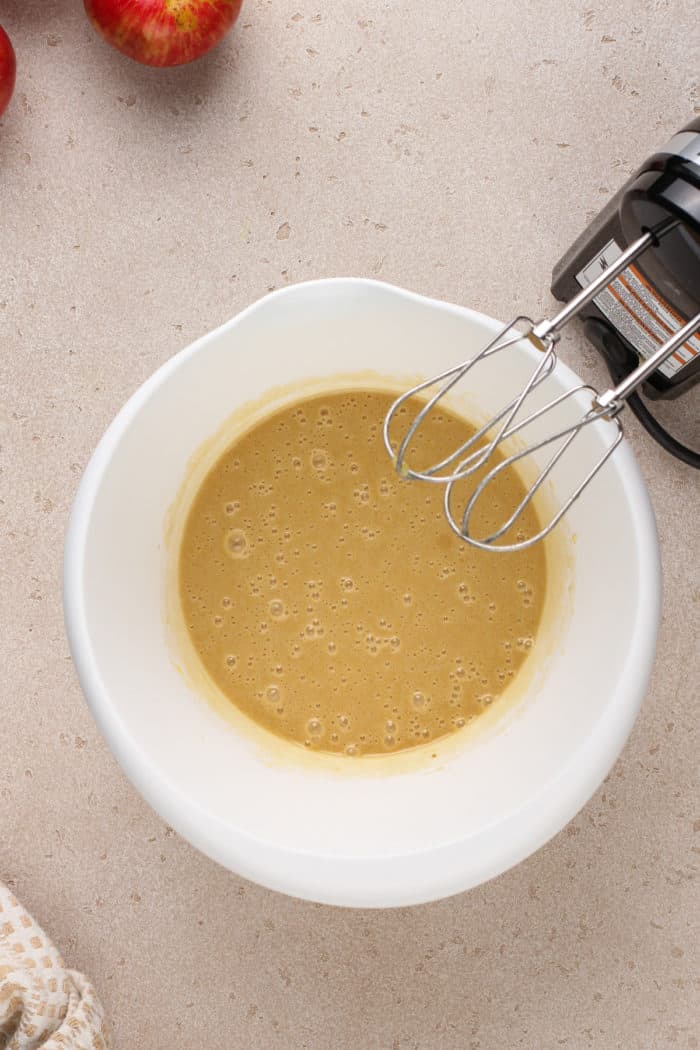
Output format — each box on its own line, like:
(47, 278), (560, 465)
(1, 2), (698, 1047)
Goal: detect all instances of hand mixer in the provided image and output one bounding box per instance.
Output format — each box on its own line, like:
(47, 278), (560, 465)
(384, 119), (700, 551)
(382, 227), (700, 553)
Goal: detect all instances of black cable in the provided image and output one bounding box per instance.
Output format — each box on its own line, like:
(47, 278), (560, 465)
(622, 390), (700, 469)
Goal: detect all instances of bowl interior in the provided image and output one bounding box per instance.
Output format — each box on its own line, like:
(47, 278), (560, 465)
(65, 279), (660, 905)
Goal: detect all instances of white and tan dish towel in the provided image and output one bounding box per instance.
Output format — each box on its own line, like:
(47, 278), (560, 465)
(0, 882), (110, 1049)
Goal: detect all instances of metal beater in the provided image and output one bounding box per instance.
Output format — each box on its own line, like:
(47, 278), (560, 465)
(383, 229), (700, 552)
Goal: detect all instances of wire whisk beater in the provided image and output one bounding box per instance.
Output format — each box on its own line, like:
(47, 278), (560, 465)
(383, 229), (700, 552)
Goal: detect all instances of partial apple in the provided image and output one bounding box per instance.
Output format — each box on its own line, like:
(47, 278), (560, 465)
(0, 25), (16, 117)
(83, 0), (243, 67)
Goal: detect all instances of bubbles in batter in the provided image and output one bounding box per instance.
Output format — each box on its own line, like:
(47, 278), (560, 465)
(179, 390), (547, 755)
(225, 529), (249, 559)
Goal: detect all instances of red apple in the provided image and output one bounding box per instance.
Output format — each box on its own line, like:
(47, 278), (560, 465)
(83, 0), (243, 67)
(0, 25), (16, 117)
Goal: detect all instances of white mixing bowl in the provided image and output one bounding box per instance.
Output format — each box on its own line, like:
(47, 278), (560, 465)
(63, 279), (661, 907)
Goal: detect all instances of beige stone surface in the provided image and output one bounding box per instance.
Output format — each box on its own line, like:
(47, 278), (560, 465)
(1, 2), (699, 1047)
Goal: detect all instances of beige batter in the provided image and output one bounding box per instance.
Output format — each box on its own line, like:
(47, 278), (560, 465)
(178, 390), (546, 755)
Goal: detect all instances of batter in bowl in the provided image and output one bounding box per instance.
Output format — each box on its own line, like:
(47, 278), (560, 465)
(178, 389), (546, 755)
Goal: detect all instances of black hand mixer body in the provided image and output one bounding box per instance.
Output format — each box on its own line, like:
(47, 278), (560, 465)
(551, 117), (700, 466)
